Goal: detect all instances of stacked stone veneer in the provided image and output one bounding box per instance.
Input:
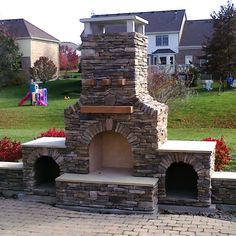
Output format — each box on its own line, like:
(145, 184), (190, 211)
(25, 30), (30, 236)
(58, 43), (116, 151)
(155, 151), (215, 206)
(65, 32), (168, 176)
(56, 177), (158, 214)
(0, 162), (23, 196)
(22, 146), (69, 194)
(211, 172), (236, 205)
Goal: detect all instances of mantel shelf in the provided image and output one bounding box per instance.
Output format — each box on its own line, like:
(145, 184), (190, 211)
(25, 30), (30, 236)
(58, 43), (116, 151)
(80, 106), (133, 114)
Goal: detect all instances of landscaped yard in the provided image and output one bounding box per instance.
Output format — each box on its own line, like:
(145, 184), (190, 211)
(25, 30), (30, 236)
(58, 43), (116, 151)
(0, 77), (81, 142)
(0, 76), (235, 170)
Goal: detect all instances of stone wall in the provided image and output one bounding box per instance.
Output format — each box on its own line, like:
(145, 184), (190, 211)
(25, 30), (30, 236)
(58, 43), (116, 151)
(211, 172), (236, 205)
(0, 162), (23, 196)
(64, 32), (168, 175)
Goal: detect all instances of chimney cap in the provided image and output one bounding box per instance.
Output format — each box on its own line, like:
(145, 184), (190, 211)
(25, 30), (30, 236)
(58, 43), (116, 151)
(80, 15), (148, 25)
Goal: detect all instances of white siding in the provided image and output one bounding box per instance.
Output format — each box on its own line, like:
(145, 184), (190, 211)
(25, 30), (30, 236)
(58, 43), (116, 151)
(147, 33), (179, 54)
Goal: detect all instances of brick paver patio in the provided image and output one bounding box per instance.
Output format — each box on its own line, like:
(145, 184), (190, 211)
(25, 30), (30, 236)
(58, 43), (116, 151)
(0, 199), (235, 236)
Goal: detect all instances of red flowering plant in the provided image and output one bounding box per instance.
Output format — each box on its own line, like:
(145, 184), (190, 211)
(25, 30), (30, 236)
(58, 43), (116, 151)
(0, 137), (22, 162)
(37, 128), (65, 138)
(202, 136), (231, 171)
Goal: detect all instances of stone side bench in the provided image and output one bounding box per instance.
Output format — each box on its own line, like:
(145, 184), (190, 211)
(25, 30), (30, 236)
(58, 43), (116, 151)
(0, 162), (23, 197)
(56, 168), (158, 214)
(156, 140), (216, 207)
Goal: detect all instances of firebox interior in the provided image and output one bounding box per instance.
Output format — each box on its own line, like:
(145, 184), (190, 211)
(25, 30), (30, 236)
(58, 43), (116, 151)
(165, 162), (198, 199)
(89, 131), (133, 173)
(34, 156), (60, 188)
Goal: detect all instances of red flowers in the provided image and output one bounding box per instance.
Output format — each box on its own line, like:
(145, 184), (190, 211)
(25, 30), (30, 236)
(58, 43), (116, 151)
(203, 136), (231, 171)
(0, 137), (22, 162)
(0, 129), (65, 162)
(38, 128), (65, 138)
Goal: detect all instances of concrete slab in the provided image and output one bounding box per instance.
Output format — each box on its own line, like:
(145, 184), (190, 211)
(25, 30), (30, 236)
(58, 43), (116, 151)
(0, 162), (23, 170)
(56, 168), (158, 186)
(22, 137), (66, 148)
(212, 171), (236, 180)
(158, 140), (216, 153)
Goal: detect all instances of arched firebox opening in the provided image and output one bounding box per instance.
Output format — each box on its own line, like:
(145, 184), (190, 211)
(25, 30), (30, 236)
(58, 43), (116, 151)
(34, 156), (60, 189)
(89, 131), (133, 173)
(165, 162), (198, 199)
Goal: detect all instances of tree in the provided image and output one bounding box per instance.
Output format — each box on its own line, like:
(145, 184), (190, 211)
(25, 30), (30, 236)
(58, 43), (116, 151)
(59, 45), (79, 71)
(147, 69), (188, 104)
(203, 0), (236, 91)
(59, 52), (68, 71)
(0, 29), (21, 79)
(29, 56), (57, 84)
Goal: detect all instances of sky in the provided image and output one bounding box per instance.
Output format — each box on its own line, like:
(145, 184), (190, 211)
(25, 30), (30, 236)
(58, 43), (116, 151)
(0, 0), (234, 44)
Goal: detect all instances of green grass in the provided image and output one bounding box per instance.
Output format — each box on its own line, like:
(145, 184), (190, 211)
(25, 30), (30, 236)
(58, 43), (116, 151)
(167, 89), (236, 170)
(167, 89), (236, 154)
(0, 78), (235, 170)
(168, 89), (236, 129)
(0, 78), (81, 142)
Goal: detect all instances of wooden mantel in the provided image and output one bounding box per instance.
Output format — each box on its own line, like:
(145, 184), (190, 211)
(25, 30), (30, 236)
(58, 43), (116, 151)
(80, 106), (133, 114)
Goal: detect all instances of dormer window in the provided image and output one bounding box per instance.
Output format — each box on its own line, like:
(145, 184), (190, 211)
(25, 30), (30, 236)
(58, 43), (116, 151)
(156, 35), (169, 46)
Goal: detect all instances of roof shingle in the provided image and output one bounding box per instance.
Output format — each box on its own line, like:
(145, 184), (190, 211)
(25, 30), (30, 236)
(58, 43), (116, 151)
(179, 20), (213, 47)
(0, 19), (59, 42)
(93, 10), (186, 33)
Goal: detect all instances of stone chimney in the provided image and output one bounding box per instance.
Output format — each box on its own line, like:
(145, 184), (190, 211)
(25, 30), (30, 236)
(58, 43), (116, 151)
(64, 15), (168, 176)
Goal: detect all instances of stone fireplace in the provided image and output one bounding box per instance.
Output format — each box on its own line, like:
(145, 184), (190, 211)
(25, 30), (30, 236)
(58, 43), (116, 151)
(64, 15), (168, 177)
(22, 15), (216, 214)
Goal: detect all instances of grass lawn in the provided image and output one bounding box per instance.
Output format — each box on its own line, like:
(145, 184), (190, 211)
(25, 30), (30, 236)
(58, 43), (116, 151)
(167, 89), (236, 154)
(167, 89), (236, 171)
(0, 78), (235, 170)
(0, 78), (81, 142)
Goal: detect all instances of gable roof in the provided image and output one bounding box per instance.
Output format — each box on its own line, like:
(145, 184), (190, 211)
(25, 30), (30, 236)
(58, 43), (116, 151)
(0, 18), (59, 42)
(152, 49), (176, 54)
(179, 19), (213, 47)
(92, 10), (186, 33)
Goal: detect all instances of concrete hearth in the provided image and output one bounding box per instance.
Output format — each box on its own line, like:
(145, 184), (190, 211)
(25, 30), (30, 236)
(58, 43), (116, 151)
(56, 168), (158, 214)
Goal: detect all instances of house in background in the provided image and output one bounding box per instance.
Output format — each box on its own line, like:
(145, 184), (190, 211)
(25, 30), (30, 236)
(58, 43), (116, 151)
(92, 10), (213, 74)
(177, 19), (213, 67)
(0, 19), (60, 77)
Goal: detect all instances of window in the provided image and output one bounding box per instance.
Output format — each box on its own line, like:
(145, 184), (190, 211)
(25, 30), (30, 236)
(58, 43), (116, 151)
(185, 55), (193, 65)
(160, 57), (167, 65)
(156, 35), (169, 46)
(170, 56), (174, 65)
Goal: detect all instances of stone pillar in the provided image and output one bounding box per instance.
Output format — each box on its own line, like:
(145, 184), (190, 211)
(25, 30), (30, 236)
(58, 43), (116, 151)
(80, 32), (149, 106)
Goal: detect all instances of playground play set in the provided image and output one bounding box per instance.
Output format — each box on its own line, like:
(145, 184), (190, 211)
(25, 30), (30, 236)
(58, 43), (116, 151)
(18, 81), (48, 106)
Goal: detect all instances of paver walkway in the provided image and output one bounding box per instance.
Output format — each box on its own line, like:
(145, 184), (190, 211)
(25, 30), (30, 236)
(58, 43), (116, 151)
(0, 199), (235, 236)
